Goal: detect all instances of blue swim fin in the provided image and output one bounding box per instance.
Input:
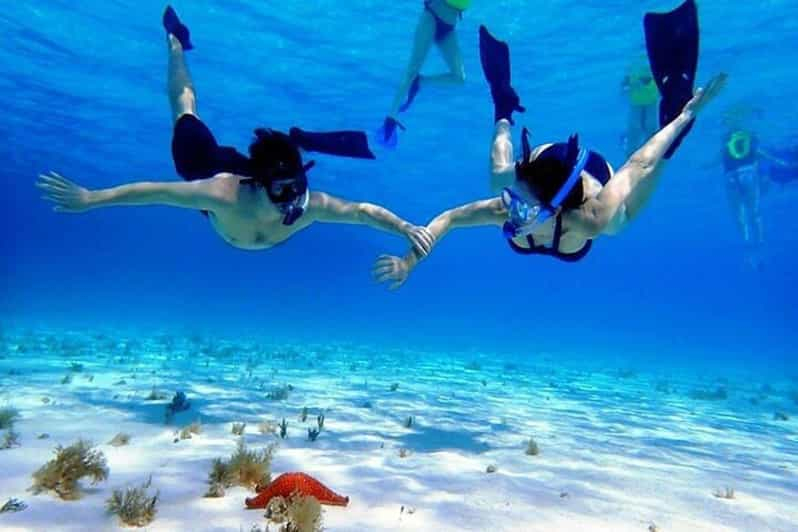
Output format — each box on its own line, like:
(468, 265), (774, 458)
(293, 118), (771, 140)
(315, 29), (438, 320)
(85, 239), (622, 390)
(374, 117), (405, 150)
(644, 0), (699, 159)
(479, 26), (525, 124)
(163, 5), (194, 51)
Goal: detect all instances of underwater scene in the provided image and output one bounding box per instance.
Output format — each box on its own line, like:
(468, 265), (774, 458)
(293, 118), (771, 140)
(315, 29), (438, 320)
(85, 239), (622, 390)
(2, 0), (797, 530)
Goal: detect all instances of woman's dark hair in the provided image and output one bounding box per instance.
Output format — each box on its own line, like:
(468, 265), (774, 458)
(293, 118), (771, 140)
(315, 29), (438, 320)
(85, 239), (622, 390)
(515, 137), (585, 210)
(246, 128), (303, 184)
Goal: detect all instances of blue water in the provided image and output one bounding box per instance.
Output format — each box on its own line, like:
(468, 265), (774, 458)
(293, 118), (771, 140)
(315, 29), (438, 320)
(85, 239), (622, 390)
(2, 3), (798, 529)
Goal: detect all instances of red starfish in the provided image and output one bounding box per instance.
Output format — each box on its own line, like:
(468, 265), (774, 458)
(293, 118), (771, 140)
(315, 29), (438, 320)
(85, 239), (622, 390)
(245, 472), (349, 509)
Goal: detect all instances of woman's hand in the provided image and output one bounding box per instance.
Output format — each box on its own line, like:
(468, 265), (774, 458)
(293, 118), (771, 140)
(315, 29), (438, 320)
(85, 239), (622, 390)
(683, 73), (727, 120)
(372, 254), (413, 291)
(36, 171), (93, 212)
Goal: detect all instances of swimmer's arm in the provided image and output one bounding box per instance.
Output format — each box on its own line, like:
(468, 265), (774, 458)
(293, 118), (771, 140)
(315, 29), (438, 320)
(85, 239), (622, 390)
(569, 111), (696, 236)
(572, 74), (727, 237)
(36, 171), (228, 213)
(490, 120), (516, 193)
(308, 192), (434, 256)
(309, 192), (412, 235)
(388, 198), (505, 273)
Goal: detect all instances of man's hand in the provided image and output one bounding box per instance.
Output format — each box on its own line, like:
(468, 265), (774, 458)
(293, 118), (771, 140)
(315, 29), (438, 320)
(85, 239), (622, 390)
(372, 255), (412, 291)
(36, 171), (93, 213)
(683, 73), (727, 120)
(403, 225), (434, 258)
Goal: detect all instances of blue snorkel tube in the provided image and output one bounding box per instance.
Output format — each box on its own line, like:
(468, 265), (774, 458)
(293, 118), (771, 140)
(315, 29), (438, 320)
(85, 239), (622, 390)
(502, 135), (590, 239)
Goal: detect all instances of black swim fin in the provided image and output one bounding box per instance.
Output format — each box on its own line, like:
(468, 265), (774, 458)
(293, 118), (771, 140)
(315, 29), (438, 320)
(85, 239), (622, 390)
(479, 26), (525, 124)
(163, 5), (194, 51)
(644, 0), (699, 159)
(289, 128), (376, 160)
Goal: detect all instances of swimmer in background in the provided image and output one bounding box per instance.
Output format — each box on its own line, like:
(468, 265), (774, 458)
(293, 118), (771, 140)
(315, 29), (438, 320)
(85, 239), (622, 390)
(375, 0), (471, 149)
(620, 55), (659, 157)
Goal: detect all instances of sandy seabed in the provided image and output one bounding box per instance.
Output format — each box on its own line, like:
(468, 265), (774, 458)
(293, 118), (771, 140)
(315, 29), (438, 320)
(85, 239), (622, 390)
(1, 328), (797, 531)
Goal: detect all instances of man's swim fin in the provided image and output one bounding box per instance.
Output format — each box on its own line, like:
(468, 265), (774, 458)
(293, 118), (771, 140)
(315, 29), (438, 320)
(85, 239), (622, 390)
(644, 0), (699, 159)
(163, 5), (194, 51)
(289, 128), (376, 159)
(479, 26), (525, 124)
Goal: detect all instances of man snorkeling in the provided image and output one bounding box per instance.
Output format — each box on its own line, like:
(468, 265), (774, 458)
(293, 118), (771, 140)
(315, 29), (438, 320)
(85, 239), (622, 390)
(375, 0), (471, 149)
(621, 55), (659, 157)
(37, 6), (433, 256)
(374, 0), (726, 289)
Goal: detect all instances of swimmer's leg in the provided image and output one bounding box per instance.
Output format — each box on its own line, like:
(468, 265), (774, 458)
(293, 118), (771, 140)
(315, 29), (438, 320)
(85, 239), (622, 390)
(726, 181), (749, 242)
(164, 7), (197, 122)
(388, 9), (436, 118)
(425, 30), (466, 86)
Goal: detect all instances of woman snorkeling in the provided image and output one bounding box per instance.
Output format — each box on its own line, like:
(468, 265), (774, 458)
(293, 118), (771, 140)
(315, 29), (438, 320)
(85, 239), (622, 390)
(375, 0), (471, 149)
(373, 2), (727, 289)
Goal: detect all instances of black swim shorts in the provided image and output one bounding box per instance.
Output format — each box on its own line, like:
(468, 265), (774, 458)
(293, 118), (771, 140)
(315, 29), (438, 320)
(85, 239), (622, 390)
(171, 114), (251, 181)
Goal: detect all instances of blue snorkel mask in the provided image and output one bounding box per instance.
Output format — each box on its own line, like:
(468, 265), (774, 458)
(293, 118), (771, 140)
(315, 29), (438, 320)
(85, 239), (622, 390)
(502, 132), (590, 239)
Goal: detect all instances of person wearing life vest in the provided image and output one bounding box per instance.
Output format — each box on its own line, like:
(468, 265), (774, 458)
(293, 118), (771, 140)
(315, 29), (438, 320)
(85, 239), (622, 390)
(375, 0), (471, 149)
(621, 56), (659, 156)
(722, 128), (765, 260)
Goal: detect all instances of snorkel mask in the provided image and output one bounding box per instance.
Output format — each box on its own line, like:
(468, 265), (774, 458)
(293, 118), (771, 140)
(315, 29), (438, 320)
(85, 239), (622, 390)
(264, 160), (314, 226)
(502, 131), (589, 239)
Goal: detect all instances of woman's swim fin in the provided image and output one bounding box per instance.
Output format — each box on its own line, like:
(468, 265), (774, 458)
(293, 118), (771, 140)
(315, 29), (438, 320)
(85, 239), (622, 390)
(163, 5), (194, 51)
(479, 26), (525, 124)
(644, 0), (699, 158)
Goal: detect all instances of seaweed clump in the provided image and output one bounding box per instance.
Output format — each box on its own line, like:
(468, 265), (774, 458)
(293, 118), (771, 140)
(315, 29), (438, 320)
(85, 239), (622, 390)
(266, 495), (323, 532)
(0, 498), (27, 514)
(205, 440), (276, 497)
(689, 387), (728, 401)
(525, 438), (540, 456)
(108, 433), (131, 447)
(0, 407), (19, 430)
(106, 476), (159, 527)
(1, 430), (20, 450)
(31, 440), (109, 500)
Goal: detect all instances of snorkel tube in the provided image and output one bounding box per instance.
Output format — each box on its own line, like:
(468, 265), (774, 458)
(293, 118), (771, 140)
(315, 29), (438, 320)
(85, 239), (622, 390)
(502, 134), (589, 238)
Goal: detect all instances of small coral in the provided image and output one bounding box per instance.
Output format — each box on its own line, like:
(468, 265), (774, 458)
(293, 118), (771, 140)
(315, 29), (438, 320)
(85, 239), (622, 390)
(267, 385), (292, 401)
(145, 387), (167, 401)
(108, 433), (131, 447)
(774, 412), (789, 421)
(713, 487), (735, 500)
(0, 498), (27, 514)
(525, 438), (540, 456)
(307, 428), (320, 442)
(1, 430), (20, 450)
(205, 440), (276, 496)
(0, 407), (19, 429)
(300, 407), (308, 422)
(106, 477), (159, 527)
(30, 440), (109, 500)
(398, 447), (410, 458)
(279, 418), (288, 439)
(266, 495), (323, 532)
(485, 464), (497, 473)
(61, 374), (72, 385)
(404, 416), (414, 428)
(232, 422), (247, 436)
(389, 383), (399, 392)
(179, 421), (202, 440)
(259, 421), (277, 435)
(689, 387), (728, 401)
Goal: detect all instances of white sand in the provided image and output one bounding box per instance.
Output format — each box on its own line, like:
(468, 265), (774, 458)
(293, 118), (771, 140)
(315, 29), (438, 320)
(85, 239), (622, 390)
(1, 329), (797, 531)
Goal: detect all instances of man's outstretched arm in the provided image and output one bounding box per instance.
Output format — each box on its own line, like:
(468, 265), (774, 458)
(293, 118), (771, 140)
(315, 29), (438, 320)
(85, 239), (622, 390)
(36, 171), (227, 212)
(307, 192), (433, 256)
(373, 197), (506, 290)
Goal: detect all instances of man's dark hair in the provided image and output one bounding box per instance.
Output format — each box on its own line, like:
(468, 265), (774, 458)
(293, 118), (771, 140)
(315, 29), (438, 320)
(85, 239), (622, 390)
(246, 128), (303, 185)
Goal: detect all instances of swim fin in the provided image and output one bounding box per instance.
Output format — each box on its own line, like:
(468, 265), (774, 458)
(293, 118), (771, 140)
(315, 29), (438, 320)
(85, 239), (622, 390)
(289, 127), (376, 159)
(479, 25), (525, 124)
(374, 117), (405, 150)
(644, 0), (699, 159)
(163, 5), (194, 51)
(398, 75), (421, 114)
